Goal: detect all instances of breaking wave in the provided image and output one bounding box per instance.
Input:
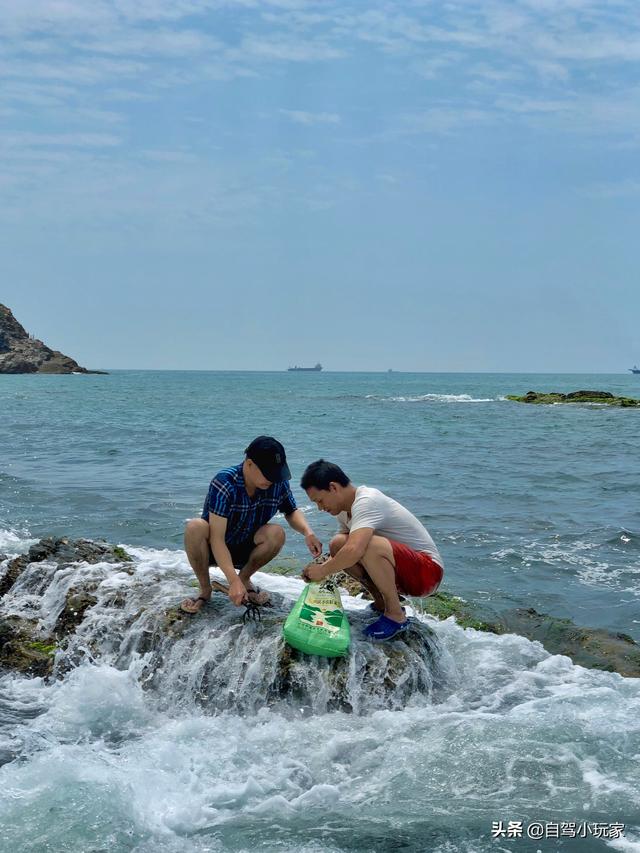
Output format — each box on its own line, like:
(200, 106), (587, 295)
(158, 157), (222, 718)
(365, 393), (499, 403)
(1, 530), (639, 852)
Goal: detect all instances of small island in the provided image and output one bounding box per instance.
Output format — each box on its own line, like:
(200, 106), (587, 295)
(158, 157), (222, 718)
(0, 304), (107, 375)
(507, 390), (640, 407)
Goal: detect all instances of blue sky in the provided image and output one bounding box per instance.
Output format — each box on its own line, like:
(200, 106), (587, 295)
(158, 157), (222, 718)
(1, 0), (639, 371)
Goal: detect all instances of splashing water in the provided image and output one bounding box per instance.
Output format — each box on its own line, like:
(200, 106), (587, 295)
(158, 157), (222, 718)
(1, 537), (639, 852)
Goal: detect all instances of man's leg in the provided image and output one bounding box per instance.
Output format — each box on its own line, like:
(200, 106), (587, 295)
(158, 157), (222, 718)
(360, 536), (405, 624)
(329, 533), (385, 611)
(237, 523), (286, 597)
(181, 518), (213, 613)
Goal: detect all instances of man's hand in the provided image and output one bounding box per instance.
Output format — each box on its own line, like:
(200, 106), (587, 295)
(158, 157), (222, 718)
(228, 577), (247, 606)
(304, 532), (322, 557)
(302, 561), (330, 583)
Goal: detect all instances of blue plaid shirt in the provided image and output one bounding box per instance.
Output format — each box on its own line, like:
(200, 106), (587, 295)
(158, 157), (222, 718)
(201, 462), (297, 545)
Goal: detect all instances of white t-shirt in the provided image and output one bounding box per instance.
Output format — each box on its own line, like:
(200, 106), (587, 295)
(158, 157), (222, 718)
(337, 485), (443, 567)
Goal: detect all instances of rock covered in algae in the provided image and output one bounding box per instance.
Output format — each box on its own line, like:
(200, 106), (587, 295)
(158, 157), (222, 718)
(0, 617), (55, 677)
(507, 390), (640, 407)
(498, 608), (640, 678)
(141, 605), (448, 715)
(414, 591), (640, 678)
(0, 537), (134, 677)
(0, 537), (450, 713)
(2, 537), (638, 691)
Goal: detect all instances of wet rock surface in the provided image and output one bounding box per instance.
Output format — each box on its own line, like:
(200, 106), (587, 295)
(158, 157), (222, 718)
(0, 538), (134, 676)
(416, 591), (640, 677)
(507, 389), (640, 407)
(143, 600), (445, 714)
(0, 537), (132, 597)
(0, 303), (108, 374)
(498, 608), (640, 677)
(0, 537), (451, 713)
(1, 536), (637, 706)
(0, 617), (54, 677)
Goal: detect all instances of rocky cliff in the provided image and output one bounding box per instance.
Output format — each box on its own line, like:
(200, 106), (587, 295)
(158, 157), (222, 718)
(0, 304), (107, 374)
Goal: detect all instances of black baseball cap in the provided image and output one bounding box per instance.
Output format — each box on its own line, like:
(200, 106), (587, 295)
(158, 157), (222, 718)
(245, 436), (291, 483)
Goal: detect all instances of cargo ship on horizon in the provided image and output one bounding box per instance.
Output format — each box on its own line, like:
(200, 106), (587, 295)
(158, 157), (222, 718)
(288, 363), (322, 372)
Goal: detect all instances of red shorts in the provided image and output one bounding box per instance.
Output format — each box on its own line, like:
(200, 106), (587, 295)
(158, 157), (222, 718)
(389, 540), (443, 597)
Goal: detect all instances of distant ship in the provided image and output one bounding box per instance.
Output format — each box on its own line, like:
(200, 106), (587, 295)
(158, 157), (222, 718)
(288, 363), (322, 372)
(630, 366), (640, 374)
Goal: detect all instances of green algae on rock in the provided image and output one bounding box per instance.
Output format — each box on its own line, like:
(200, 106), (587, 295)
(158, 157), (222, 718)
(0, 619), (56, 677)
(27, 640), (57, 656)
(1, 537), (448, 711)
(498, 608), (640, 678)
(415, 590), (503, 633)
(2, 537), (639, 681)
(411, 590), (640, 678)
(112, 545), (133, 562)
(507, 390), (640, 407)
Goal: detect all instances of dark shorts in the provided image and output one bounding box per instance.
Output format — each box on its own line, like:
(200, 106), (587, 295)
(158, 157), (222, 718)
(208, 538), (255, 569)
(389, 539), (444, 597)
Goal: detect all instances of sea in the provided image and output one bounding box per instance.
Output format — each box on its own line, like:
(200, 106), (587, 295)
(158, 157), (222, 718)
(0, 370), (639, 852)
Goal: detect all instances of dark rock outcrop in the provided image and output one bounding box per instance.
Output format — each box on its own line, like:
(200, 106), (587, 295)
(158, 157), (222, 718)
(507, 390), (639, 407)
(0, 304), (108, 374)
(0, 537), (448, 712)
(0, 618), (55, 677)
(1, 537), (638, 687)
(54, 590), (99, 637)
(498, 608), (640, 678)
(0, 538), (134, 676)
(0, 536), (131, 598)
(416, 591), (640, 678)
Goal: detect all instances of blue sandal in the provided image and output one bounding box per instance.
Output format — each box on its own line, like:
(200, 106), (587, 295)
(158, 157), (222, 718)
(363, 614), (409, 641)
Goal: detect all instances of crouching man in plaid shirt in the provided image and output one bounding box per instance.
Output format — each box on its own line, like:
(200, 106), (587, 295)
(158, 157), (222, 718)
(181, 436), (321, 613)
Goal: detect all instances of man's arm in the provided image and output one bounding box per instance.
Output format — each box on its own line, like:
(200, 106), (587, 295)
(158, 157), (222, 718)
(285, 509), (322, 557)
(208, 514), (247, 606)
(303, 527), (374, 580)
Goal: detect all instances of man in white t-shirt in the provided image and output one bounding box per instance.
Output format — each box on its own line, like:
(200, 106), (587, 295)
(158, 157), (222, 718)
(300, 459), (444, 641)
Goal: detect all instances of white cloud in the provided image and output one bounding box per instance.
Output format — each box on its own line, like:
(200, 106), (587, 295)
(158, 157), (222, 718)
(496, 95), (576, 115)
(77, 28), (223, 57)
(280, 109), (340, 125)
(534, 32), (640, 62)
(581, 179), (640, 198)
(141, 149), (197, 162)
(495, 88), (640, 134)
(0, 57), (148, 85)
(239, 34), (344, 62)
(0, 131), (121, 148)
(401, 106), (494, 134)
(0, 153), (269, 231)
(1, 0), (640, 233)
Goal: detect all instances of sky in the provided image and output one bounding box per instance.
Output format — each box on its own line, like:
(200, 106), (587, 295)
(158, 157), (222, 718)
(1, 0), (639, 372)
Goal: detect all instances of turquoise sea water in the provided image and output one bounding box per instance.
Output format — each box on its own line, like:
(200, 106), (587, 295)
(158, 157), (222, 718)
(1, 371), (639, 853)
(1, 371), (639, 638)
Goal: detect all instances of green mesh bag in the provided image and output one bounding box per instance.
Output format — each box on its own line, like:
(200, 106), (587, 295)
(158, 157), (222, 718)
(283, 579), (350, 658)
